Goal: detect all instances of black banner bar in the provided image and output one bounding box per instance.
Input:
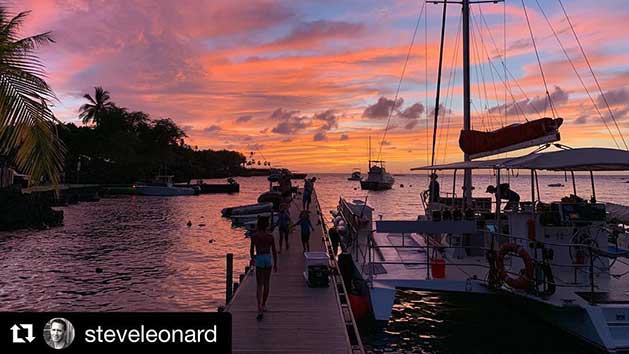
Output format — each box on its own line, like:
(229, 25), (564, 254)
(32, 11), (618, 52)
(0, 312), (231, 353)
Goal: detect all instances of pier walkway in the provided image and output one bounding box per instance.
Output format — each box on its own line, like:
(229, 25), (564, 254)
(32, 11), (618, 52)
(226, 189), (362, 354)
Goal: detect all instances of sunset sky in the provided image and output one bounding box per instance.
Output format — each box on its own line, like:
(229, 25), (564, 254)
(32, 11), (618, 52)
(16, 0), (629, 172)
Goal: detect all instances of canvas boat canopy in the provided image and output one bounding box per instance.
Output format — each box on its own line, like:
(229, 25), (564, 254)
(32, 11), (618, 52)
(412, 147), (629, 171)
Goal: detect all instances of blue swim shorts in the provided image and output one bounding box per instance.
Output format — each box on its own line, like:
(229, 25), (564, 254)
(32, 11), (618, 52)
(255, 254), (273, 269)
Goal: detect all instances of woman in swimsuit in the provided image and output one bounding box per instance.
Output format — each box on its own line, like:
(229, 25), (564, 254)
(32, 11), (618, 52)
(250, 216), (278, 320)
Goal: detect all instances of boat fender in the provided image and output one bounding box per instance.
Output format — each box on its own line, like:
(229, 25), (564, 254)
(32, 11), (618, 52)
(527, 219), (536, 241)
(496, 243), (534, 290)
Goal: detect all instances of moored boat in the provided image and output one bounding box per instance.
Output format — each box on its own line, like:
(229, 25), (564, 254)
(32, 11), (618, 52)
(221, 202), (274, 217)
(134, 176), (198, 196)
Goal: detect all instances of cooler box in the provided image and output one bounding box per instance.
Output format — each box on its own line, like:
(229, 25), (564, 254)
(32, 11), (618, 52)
(304, 252), (330, 287)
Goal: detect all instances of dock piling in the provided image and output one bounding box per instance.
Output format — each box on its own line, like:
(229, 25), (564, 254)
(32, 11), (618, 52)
(226, 253), (233, 303)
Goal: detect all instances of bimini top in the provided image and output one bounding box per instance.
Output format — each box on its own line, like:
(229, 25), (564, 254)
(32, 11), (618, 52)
(412, 147), (629, 171)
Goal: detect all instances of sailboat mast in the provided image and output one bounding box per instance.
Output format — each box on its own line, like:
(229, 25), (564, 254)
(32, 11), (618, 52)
(462, 0), (472, 207)
(369, 135), (371, 166)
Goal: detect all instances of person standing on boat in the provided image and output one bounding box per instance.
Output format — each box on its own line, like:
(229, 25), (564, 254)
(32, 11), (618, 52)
(486, 184), (520, 210)
(428, 173), (440, 203)
(294, 210), (315, 252)
(275, 203), (291, 253)
(250, 216), (278, 320)
(328, 225), (341, 256)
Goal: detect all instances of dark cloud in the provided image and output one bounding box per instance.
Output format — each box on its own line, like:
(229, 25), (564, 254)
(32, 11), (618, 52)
(314, 109), (339, 131)
(313, 131), (327, 141)
(281, 137), (293, 143)
(399, 103), (424, 119)
(428, 104), (453, 117)
(363, 97), (404, 119)
(574, 116), (588, 125)
(340, 134), (349, 141)
(246, 143), (264, 151)
(272, 117), (310, 134)
(203, 125), (222, 133)
(488, 86), (569, 116)
(267, 20), (365, 49)
(404, 119), (419, 130)
(236, 115), (253, 123)
(270, 108), (300, 120)
(598, 88), (628, 107)
(259, 128), (269, 134)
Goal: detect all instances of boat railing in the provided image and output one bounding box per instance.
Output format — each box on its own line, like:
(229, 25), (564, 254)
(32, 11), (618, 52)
(365, 230), (620, 300)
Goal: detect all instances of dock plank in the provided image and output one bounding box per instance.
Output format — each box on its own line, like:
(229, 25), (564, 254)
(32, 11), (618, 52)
(227, 189), (352, 354)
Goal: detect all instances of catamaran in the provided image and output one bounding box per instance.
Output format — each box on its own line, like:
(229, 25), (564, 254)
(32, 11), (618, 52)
(335, 0), (629, 352)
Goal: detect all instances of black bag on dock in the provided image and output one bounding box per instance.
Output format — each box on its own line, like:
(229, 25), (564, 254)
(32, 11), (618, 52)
(307, 265), (329, 288)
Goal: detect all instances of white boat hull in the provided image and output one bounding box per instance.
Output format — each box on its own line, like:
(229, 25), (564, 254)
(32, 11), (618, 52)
(134, 185), (197, 196)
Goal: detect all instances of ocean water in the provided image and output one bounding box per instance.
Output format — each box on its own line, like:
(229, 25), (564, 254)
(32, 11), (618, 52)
(0, 173), (627, 353)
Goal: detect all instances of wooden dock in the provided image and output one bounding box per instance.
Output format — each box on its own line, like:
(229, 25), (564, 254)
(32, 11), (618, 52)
(225, 189), (364, 354)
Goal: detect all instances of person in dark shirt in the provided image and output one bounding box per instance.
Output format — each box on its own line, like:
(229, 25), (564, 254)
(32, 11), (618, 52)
(428, 173), (440, 203)
(486, 184), (520, 210)
(275, 203), (291, 253)
(328, 226), (340, 256)
(294, 211), (315, 252)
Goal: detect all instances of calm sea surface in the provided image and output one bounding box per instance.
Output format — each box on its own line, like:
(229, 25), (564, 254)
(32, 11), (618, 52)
(1, 173), (627, 353)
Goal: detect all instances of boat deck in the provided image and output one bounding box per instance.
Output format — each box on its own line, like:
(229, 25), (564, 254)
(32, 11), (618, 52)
(226, 189), (355, 354)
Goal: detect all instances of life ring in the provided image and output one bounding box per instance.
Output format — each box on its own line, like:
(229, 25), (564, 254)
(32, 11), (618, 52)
(496, 243), (534, 290)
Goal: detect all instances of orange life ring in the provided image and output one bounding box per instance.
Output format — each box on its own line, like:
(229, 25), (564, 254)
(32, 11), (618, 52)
(496, 243), (534, 290)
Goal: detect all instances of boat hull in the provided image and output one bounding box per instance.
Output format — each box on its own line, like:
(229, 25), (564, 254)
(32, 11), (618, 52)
(134, 186), (197, 196)
(360, 181), (393, 190)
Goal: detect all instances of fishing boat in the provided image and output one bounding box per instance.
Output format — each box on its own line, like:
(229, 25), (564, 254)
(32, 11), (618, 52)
(360, 161), (395, 191)
(134, 176), (198, 196)
(336, 0), (629, 352)
(348, 169), (362, 181)
(360, 137), (394, 190)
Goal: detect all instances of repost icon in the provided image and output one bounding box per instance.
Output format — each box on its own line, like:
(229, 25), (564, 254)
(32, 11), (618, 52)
(10, 323), (35, 343)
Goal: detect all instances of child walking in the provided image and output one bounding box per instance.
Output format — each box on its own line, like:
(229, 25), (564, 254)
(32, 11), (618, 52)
(294, 210), (314, 252)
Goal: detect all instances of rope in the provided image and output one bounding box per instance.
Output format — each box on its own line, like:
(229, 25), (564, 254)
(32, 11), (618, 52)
(557, 0), (628, 150)
(377, 0), (425, 162)
(521, 0), (556, 118)
(477, 9), (535, 120)
(437, 14), (462, 164)
(535, 0), (621, 150)
(475, 7), (504, 128)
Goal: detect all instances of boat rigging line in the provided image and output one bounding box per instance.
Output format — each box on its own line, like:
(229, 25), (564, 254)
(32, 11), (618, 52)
(376, 0), (426, 163)
(557, 0), (628, 151)
(534, 0), (622, 150)
(521, 0), (556, 118)
(430, 0), (449, 167)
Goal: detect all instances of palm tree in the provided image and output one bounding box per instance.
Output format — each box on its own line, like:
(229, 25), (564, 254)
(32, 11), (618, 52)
(79, 86), (115, 126)
(0, 8), (64, 185)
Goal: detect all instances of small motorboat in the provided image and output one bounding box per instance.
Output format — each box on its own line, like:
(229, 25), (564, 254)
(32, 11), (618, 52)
(221, 202), (273, 217)
(231, 212), (277, 226)
(175, 178), (239, 193)
(348, 169), (361, 181)
(548, 183), (564, 187)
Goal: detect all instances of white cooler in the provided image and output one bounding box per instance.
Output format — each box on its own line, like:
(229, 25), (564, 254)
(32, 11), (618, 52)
(303, 252), (330, 287)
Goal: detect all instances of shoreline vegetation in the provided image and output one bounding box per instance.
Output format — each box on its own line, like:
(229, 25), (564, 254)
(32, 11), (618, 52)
(64, 86), (249, 185)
